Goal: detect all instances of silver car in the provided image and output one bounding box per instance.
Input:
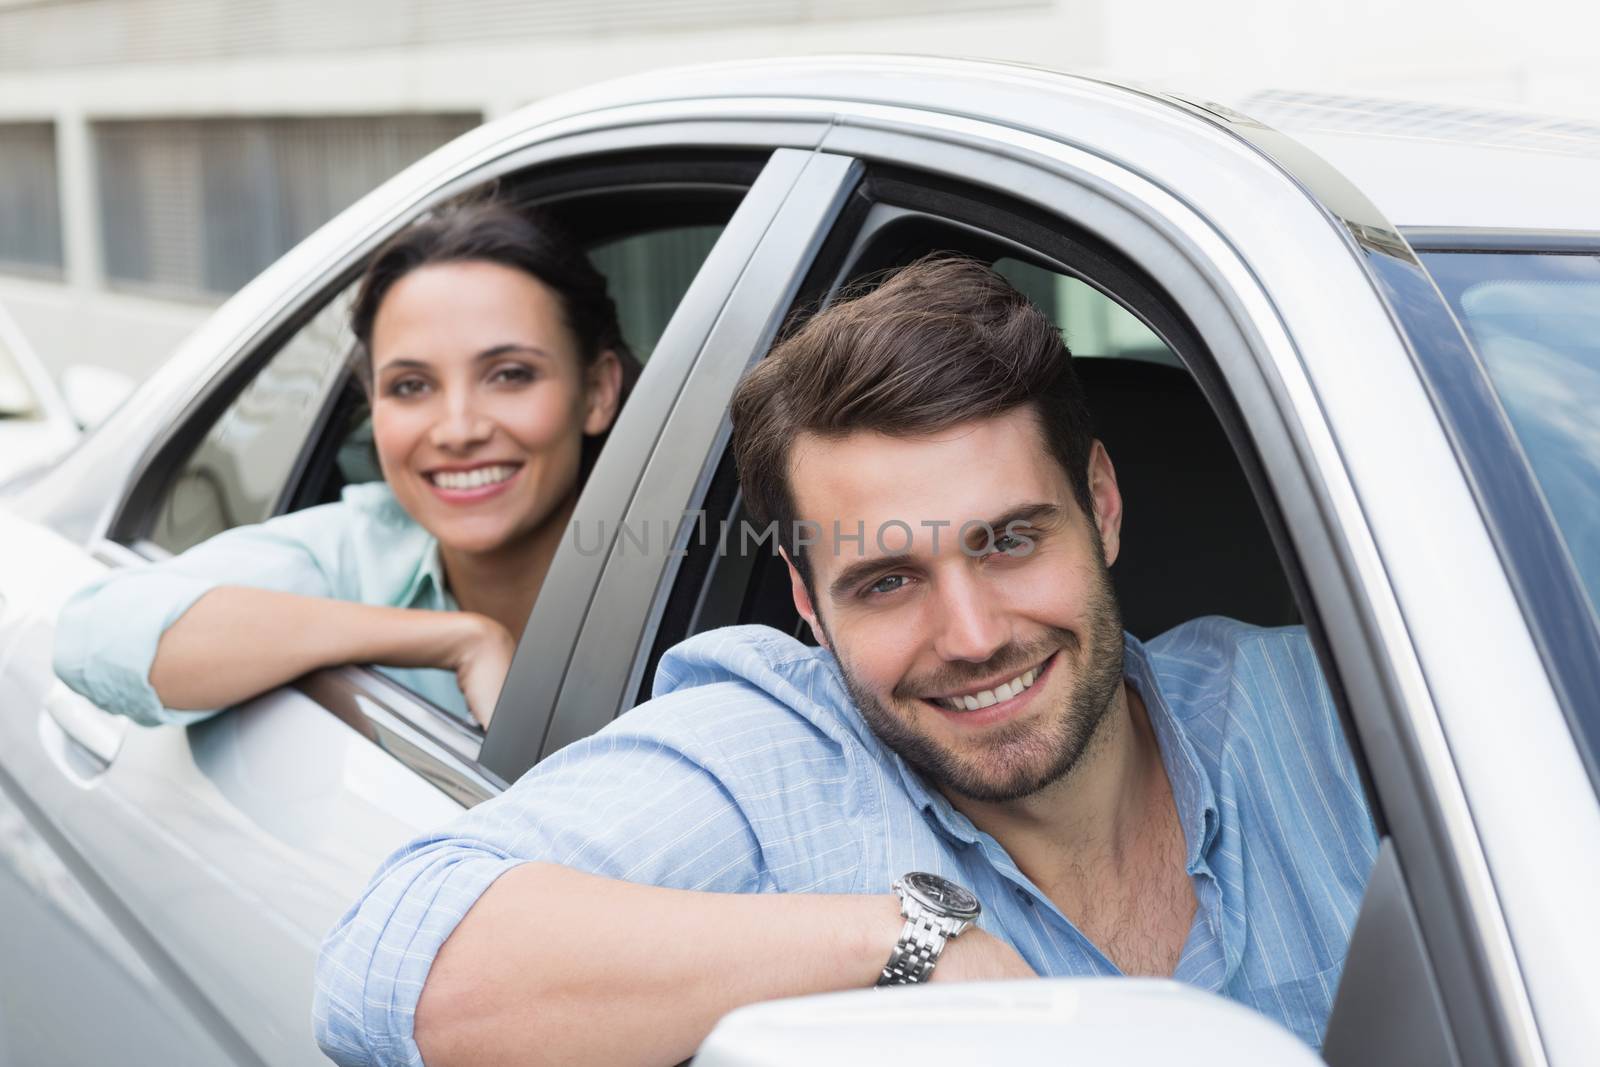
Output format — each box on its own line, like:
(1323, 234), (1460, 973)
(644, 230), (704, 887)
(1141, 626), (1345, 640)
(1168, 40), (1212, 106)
(0, 303), (78, 485)
(1, 57), (1596, 1067)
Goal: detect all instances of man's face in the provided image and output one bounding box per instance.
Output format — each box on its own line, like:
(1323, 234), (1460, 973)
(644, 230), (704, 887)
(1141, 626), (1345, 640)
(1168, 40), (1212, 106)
(785, 408), (1126, 804)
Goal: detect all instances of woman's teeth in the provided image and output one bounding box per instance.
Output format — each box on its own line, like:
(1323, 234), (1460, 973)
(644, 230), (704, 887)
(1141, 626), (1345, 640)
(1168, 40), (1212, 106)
(429, 465), (518, 490)
(935, 665), (1041, 712)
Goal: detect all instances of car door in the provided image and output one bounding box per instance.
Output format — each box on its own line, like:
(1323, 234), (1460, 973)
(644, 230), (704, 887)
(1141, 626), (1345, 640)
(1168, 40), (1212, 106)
(0, 132), (839, 1065)
(529, 72), (1591, 1064)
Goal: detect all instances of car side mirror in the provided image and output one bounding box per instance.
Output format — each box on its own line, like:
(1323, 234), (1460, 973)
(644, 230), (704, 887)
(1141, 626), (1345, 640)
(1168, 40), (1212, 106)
(59, 363), (136, 430)
(693, 977), (1324, 1066)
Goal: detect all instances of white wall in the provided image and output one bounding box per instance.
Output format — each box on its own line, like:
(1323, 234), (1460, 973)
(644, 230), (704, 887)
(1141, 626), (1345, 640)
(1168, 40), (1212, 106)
(1, 0), (1596, 382)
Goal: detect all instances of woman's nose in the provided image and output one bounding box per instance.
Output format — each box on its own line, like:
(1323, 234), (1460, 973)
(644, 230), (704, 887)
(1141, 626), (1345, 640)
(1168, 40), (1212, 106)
(428, 398), (493, 452)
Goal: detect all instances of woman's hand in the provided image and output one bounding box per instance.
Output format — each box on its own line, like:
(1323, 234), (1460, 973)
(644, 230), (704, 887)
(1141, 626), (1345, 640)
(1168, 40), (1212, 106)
(448, 613), (516, 728)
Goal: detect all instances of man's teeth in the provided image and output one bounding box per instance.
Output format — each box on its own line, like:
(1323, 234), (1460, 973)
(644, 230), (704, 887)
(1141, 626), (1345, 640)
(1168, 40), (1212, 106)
(430, 465), (518, 490)
(936, 666), (1040, 712)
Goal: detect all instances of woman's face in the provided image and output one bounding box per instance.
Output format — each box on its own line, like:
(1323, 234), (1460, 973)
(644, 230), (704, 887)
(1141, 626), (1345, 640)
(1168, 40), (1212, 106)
(368, 259), (621, 557)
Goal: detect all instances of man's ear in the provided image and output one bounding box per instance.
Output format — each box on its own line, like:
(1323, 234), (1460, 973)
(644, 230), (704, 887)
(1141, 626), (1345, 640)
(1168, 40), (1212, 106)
(1087, 439), (1124, 567)
(582, 350), (624, 436)
(779, 547), (829, 650)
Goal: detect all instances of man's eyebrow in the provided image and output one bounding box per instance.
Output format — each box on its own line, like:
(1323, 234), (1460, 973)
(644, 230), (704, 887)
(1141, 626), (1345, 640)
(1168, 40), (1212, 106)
(828, 554), (915, 603)
(967, 502), (1062, 547)
(376, 344), (552, 375)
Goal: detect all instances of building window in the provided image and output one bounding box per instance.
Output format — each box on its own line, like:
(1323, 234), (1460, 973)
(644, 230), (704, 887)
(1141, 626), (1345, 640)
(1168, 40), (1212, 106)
(94, 113), (478, 298)
(0, 122), (65, 278)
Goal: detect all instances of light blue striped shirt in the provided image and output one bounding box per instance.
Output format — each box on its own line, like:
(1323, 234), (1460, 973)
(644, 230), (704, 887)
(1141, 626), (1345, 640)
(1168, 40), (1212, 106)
(52, 482), (471, 726)
(315, 616), (1377, 1064)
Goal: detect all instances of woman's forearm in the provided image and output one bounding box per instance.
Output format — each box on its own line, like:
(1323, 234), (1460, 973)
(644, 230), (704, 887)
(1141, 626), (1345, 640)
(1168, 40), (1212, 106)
(147, 586), (482, 710)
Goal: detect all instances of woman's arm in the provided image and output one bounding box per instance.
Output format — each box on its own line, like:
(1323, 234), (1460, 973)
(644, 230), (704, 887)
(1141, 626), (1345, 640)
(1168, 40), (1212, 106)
(149, 586), (512, 725)
(54, 490), (514, 727)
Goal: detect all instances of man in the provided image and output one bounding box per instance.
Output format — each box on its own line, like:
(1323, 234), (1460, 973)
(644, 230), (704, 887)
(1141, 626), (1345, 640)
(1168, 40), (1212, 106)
(315, 258), (1377, 1067)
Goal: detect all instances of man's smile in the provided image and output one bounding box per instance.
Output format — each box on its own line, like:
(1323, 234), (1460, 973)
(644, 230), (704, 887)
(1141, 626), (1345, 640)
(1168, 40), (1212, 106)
(918, 651), (1058, 726)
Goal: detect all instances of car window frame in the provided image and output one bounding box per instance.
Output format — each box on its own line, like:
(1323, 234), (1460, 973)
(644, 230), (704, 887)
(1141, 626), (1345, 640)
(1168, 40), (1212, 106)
(550, 117), (1527, 1061)
(810, 118), (1546, 1067)
(88, 140), (824, 800)
(490, 149), (865, 778)
(626, 167), (1305, 702)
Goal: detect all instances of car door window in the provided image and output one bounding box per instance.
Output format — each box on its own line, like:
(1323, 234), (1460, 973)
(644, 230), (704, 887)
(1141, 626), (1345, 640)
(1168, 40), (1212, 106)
(625, 167), (1372, 1053)
(639, 185), (1301, 692)
(113, 157), (763, 745)
(148, 287), (354, 554)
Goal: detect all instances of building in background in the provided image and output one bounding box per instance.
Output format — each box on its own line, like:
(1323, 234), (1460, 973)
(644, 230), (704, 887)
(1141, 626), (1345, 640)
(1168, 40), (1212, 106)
(1, 0), (1597, 383)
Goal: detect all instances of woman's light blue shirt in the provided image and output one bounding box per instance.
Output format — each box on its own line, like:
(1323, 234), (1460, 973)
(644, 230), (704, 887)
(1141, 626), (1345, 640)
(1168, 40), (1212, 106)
(52, 482), (471, 726)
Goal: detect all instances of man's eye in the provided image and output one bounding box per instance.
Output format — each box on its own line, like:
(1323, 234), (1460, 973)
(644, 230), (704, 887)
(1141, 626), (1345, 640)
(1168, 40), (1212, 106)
(866, 574), (908, 597)
(991, 530), (1036, 556)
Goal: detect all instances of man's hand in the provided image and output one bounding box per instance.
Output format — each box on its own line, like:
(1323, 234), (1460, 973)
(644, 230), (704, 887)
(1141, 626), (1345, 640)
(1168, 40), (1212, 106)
(447, 613), (515, 727)
(932, 926), (1038, 983)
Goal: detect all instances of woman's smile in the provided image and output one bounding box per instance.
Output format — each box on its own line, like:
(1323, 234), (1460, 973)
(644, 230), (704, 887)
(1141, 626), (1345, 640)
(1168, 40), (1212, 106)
(424, 461), (527, 504)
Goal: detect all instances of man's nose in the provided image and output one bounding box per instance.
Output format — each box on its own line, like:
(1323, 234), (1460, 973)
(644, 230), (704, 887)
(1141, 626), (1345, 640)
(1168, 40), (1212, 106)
(428, 394), (492, 452)
(930, 571), (1011, 664)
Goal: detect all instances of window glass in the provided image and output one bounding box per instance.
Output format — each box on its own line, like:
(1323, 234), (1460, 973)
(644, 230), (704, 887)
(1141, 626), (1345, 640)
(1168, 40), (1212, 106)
(589, 224), (724, 360)
(147, 208), (736, 558)
(95, 115), (477, 298)
(0, 122), (63, 278)
(0, 336), (43, 418)
(995, 257), (1178, 365)
(148, 287), (354, 554)
(1421, 250), (1600, 620)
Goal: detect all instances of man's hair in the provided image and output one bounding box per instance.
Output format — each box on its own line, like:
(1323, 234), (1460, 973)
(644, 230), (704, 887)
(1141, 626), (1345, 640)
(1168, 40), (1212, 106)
(730, 255), (1097, 588)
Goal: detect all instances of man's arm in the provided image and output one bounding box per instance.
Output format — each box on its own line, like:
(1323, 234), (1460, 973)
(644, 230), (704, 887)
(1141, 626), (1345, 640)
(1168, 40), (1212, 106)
(314, 689), (1032, 1067)
(414, 863), (1031, 1067)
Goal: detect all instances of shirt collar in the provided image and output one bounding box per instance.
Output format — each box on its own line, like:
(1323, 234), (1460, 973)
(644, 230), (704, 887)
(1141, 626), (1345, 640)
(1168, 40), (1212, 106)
(883, 632), (1221, 870)
(1123, 631), (1221, 875)
(399, 540), (452, 607)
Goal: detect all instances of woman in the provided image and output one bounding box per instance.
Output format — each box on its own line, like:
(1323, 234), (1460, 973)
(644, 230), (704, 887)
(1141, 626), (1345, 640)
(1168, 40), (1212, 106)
(53, 202), (631, 729)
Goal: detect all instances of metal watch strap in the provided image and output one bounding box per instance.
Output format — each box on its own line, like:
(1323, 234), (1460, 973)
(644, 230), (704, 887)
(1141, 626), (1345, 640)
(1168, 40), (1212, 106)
(878, 912), (949, 985)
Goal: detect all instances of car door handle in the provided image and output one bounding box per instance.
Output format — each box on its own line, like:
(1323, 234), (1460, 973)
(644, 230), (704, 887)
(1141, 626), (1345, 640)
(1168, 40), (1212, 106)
(44, 683), (128, 768)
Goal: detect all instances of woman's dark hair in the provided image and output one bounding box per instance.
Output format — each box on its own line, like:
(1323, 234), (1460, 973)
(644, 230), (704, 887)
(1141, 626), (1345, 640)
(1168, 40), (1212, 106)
(350, 200), (640, 472)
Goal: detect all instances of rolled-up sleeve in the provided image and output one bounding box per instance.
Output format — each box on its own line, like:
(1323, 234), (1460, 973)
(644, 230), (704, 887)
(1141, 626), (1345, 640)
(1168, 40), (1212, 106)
(52, 522), (334, 726)
(313, 695), (769, 1067)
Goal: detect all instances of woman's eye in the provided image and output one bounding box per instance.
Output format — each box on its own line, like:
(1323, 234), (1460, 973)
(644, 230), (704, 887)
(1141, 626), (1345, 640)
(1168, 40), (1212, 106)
(389, 378), (429, 398)
(490, 364), (535, 385)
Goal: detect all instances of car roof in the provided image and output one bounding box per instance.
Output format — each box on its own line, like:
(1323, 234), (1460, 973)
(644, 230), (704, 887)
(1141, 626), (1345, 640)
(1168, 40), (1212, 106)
(1232, 90), (1600, 234)
(507, 55), (1600, 238)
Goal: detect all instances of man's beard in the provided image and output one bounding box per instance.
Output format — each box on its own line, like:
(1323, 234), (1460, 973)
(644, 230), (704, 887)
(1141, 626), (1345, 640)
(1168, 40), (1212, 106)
(834, 548), (1125, 804)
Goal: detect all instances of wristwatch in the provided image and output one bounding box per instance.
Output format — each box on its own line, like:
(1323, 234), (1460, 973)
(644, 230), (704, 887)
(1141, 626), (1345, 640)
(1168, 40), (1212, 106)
(876, 872), (982, 986)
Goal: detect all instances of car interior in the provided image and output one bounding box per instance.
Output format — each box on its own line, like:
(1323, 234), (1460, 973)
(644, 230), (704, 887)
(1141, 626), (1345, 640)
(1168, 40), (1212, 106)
(637, 169), (1301, 702)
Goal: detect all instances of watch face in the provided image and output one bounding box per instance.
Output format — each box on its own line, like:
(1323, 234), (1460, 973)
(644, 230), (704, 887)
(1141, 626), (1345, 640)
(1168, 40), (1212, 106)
(903, 872), (981, 920)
